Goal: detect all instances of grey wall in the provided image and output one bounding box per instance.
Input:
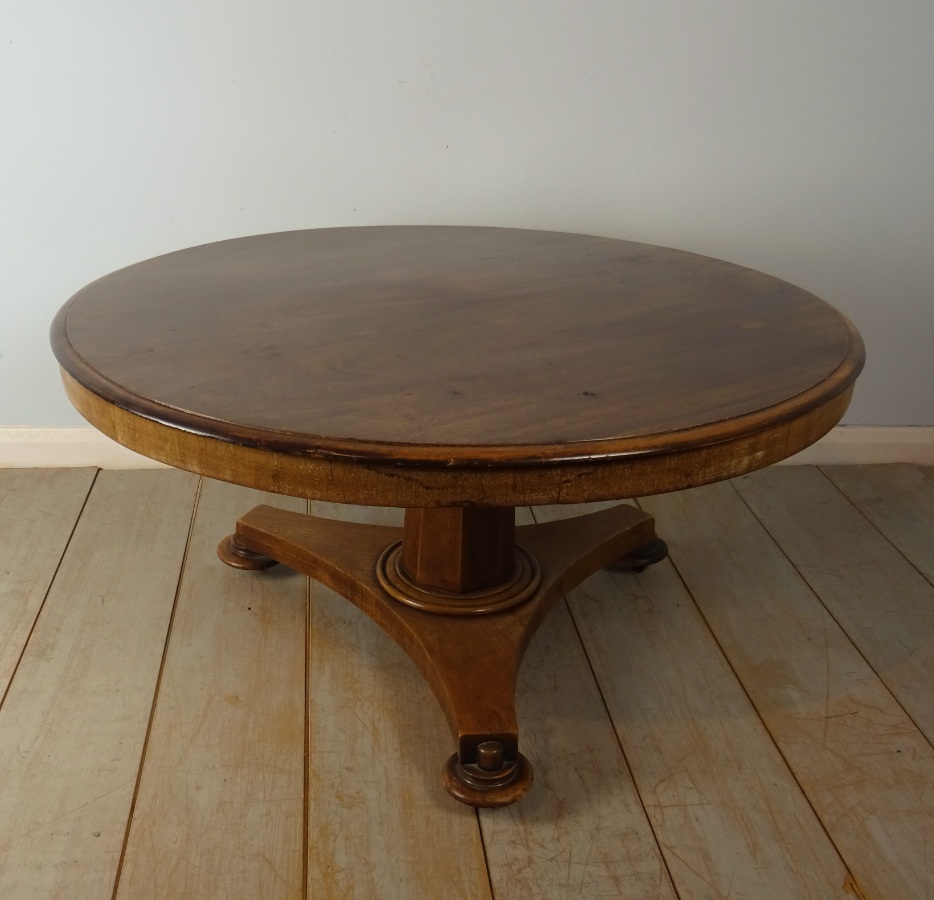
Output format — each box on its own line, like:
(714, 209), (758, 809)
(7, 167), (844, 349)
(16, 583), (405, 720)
(3, 2), (932, 426)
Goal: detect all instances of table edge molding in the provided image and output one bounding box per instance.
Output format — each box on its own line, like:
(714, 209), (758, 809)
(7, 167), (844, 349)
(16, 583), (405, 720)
(51, 308), (864, 469)
(60, 368), (856, 506)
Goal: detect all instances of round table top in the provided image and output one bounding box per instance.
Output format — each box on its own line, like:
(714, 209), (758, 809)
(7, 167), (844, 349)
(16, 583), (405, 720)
(52, 226), (864, 505)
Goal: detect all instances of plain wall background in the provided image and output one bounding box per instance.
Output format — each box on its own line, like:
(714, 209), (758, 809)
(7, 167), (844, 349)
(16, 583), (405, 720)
(2, 1), (932, 427)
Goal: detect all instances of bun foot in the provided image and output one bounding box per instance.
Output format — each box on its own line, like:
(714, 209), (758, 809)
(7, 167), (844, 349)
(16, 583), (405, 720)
(442, 744), (534, 808)
(606, 537), (669, 573)
(217, 534), (279, 570)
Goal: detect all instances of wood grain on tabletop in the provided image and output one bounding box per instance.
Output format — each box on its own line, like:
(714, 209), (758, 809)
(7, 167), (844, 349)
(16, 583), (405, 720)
(0, 470), (198, 899)
(640, 481), (934, 900)
(52, 227), (863, 507)
(51, 227), (861, 459)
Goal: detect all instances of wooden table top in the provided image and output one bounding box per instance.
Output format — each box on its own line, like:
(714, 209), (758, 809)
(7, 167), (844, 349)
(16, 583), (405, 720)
(52, 227), (864, 506)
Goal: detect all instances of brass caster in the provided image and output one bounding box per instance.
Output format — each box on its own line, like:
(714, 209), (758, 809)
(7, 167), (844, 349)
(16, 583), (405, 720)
(217, 534), (279, 570)
(442, 742), (534, 808)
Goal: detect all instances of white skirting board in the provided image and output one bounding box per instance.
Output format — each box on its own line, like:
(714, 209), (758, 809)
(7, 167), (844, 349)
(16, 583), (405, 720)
(777, 426), (934, 465)
(0, 428), (169, 469)
(1, 426), (933, 469)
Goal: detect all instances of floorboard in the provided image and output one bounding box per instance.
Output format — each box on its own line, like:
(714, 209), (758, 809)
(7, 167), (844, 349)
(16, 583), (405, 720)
(473, 507), (674, 899)
(536, 502), (851, 899)
(734, 466), (934, 743)
(641, 479), (934, 900)
(1, 466), (931, 898)
(0, 468), (96, 701)
(115, 480), (307, 899)
(481, 600), (678, 900)
(304, 502), (492, 900)
(823, 464), (934, 586)
(0, 470), (198, 898)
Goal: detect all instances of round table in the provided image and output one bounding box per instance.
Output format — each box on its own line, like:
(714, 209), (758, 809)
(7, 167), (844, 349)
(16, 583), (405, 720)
(51, 226), (864, 806)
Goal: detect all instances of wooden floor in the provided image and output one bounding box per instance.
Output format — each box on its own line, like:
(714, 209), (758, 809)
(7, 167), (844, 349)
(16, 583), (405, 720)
(1, 466), (932, 899)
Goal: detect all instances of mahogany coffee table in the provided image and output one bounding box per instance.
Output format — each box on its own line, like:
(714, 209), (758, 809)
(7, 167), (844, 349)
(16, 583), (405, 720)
(51, 226), (864, 806)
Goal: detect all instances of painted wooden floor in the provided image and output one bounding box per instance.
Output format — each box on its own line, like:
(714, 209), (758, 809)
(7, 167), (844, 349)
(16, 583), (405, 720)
(0, 465), (932, 899)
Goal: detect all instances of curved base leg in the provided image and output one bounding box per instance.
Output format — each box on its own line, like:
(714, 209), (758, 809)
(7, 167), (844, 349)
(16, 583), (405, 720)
(222, 502), (660, 806)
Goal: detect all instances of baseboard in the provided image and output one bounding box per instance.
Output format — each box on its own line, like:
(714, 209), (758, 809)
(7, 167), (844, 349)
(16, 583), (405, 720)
(777, 426), (934, 466)
(0, 428), (168, 469)
(0, 426), (932, 470)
